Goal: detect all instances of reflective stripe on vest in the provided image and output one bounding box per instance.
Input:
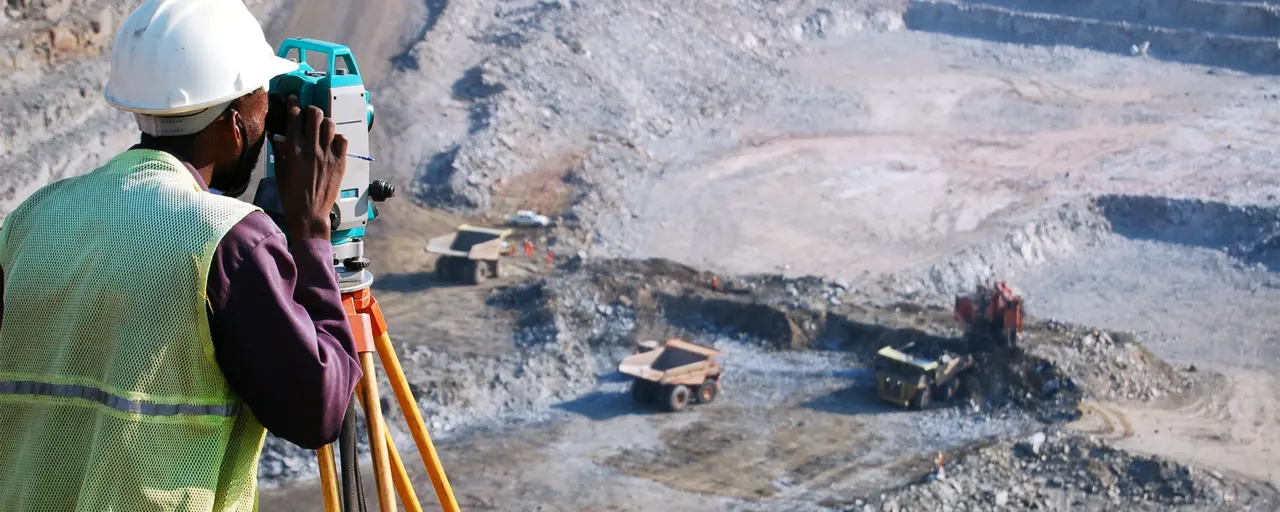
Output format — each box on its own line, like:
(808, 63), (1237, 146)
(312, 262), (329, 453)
(0, 380), (241, 417)
(0, 149), (267, 512)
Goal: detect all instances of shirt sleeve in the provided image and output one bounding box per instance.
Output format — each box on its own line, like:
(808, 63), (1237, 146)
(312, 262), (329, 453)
(207, 211), (362, 449)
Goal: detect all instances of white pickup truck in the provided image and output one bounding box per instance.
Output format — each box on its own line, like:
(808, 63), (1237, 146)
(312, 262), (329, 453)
(505, 209), (551, 227)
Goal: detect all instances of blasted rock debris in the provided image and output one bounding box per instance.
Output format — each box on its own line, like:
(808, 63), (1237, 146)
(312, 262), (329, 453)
(867, 430), (1280, 512)
(1027, 326), (1192, 403)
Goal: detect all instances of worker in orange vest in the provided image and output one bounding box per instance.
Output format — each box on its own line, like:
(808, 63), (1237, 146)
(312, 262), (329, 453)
(546, 248), (554, 265)
(523, 239), (534, 258)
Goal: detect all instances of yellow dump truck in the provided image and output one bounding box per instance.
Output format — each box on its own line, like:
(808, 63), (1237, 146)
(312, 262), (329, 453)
(425, 224), (513, 285)
(619, 338), (724, 412)
(873, 342), (974, 409)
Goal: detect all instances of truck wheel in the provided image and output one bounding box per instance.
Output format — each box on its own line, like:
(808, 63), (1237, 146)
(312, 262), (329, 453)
(664, 385), (691, 412)
(464, 260), (486, 285)
(943, 378), (960, 401)
(912, 386), (931, 410)
(696, 380), (719, 404)
(963, 375), (983, 403)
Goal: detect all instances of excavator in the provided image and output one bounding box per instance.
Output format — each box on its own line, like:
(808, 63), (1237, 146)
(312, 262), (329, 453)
(954, 281), (1023, 351)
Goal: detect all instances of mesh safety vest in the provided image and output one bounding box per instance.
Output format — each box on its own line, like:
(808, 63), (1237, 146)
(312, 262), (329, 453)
(0, 149), (267, 511)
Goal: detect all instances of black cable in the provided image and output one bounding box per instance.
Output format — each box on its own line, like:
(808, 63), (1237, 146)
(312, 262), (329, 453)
(340, 394), (369, 512)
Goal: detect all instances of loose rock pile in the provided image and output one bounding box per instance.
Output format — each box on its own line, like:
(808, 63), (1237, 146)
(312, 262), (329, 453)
(867, 430), (1278, 512)
(1027, 324), (1193, 403)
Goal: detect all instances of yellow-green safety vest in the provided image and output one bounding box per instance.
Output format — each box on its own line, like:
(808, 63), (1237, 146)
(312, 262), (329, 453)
(0, 149), (267, 511)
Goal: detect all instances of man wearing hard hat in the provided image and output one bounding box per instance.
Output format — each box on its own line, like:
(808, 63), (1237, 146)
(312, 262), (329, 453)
(0, 0), (362, 510)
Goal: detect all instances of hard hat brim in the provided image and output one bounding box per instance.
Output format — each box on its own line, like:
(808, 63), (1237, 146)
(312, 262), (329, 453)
(107, 55), (300, 116)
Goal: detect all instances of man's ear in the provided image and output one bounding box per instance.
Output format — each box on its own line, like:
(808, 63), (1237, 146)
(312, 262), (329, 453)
(223, 108), (245, 157)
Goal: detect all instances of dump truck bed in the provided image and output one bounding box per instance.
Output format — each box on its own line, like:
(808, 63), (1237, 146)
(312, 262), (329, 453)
(425, 224), (513, 260)
(618, 339), (724, 386)
(876, 344), (942, 371)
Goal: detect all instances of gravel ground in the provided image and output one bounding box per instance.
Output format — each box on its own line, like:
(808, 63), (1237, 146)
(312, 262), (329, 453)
(867, 428), (1280, 512)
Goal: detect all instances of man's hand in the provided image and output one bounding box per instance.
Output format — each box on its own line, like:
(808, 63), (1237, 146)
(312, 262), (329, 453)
(273, 95), (348, 242)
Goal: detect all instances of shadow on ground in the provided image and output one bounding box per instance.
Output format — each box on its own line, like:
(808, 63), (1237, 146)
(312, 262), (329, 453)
(800, 383), (915, 416)
(373, 270), (467, 292)
(553, 390), (659, 421)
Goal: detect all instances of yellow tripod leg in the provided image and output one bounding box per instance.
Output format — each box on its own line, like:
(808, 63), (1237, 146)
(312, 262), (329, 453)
(316, 444), (341, 512)
(358, 356), (397, 512)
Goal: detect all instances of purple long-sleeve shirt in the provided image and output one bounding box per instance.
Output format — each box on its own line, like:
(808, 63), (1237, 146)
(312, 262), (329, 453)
(0, 147), (362, 449)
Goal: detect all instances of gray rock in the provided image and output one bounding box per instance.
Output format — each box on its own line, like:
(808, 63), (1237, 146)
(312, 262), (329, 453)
(1028, 432), (1047, 454)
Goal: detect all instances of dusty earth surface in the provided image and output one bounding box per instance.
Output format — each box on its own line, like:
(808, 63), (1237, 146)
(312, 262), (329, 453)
(5, 0), (1280, 511)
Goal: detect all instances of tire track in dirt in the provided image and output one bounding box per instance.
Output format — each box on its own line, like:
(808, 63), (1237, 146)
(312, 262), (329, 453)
(1070, 370), (1280, 489)
(1071, 401), (1134, 440)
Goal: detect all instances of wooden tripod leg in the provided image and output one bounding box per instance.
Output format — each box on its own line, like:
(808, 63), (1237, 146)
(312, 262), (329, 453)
(358, 354), (397, 512)
(317, 444), (341, 512)
(373, 332), (461, 512)
(353, 288), (459, 512)
(355, 380), (425, 512)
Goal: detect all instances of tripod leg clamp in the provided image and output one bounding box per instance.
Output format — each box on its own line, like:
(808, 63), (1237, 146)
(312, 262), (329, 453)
(349, 313), (375, 354)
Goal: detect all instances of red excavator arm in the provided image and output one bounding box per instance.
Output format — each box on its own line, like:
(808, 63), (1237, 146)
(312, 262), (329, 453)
(955, 281), (1023, 349)
(954, 296), (976, 327)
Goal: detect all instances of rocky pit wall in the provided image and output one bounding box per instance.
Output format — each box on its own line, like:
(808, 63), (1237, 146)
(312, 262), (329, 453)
(0, 0), (288, 212)
(393, 0), (909, 216)
(904, 0), (1280, 74)
(867, 199), (1113, 309)
(862, 193), (1280, 314)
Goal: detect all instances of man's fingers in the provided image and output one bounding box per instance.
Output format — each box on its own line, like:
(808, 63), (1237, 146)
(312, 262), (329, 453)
(303, 105), (323, 145)
(286, 95), (302, 142)
(319, 118), (336, 151)
(331, 133), (349, 161)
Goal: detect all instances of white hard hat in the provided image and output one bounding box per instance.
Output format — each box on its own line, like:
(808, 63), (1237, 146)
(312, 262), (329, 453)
(104, 0), (299, 136)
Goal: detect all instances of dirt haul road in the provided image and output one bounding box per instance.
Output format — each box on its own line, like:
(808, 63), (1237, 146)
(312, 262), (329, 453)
(1072, 371), (1280, 490)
